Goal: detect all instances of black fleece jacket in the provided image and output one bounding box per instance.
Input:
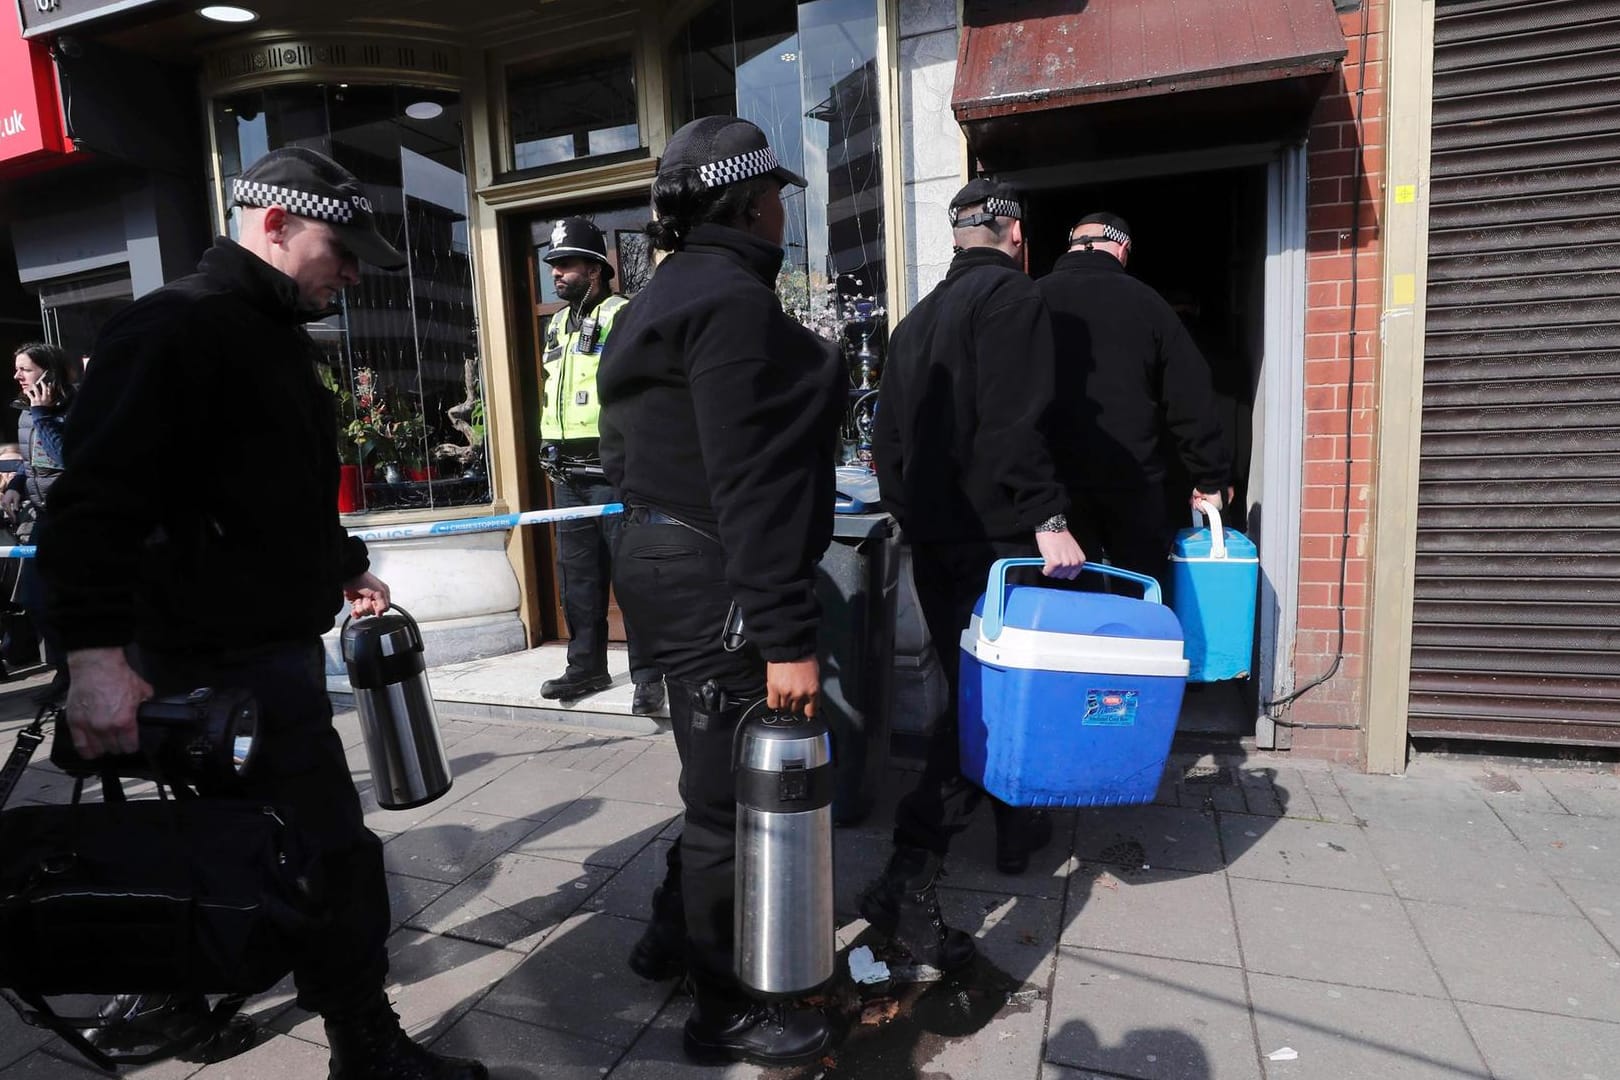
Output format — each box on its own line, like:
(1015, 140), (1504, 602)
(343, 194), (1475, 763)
(872, 246), (1069, 544)
(37, 237), (370, 654)
(1039, 250), (1229, 493)
(599, 224), (843, 662)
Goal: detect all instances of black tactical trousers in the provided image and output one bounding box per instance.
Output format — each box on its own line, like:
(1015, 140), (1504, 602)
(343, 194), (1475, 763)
(1069, 485), (1171, 590)
(551, 472), (657, 684)
(893, 538), (1035, 856)
(613, 518), (763, 1006)
(136, 640), (389, 1018)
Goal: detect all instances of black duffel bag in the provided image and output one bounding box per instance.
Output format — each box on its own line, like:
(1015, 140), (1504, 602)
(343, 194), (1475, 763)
(0, 706), (324, 1070)
(0, 797), (321, 994)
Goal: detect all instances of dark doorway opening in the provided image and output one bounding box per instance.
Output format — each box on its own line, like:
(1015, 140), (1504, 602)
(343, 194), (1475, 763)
(1025, 163), (1270, 736)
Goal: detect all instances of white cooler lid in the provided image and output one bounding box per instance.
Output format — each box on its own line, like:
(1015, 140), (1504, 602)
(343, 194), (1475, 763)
(962, 615), (1189, 678)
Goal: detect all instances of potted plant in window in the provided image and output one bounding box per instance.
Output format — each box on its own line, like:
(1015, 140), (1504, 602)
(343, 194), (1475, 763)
(438, 355), (487, 480)
(390, 411), (429, 483)
(320, 364), (367, 512)
(345, 366), (406, 483)
(346, 416), (397, 482)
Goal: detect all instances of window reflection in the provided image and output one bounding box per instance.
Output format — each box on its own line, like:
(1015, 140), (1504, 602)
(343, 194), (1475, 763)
(672, 0), (887, 463)
(212, 85), (491, 513)
(38, 270), (134, 365)
(508, 53), (641, 172)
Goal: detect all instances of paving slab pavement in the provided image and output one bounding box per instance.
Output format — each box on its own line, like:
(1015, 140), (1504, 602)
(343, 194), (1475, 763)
(2, 684), (1619, 1079)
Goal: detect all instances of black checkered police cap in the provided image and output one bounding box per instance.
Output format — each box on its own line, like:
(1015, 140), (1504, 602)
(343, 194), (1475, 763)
(659, 116), (809, 191)
(232, 146), (407, 271)
(1070, 211), (1133, 248)
(949, 178), (1023, 228)
(542, 217), (614, 282)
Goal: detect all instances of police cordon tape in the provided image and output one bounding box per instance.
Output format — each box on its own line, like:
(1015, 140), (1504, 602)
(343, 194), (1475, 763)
(0, 502), (627, 560)
(345, 502), (624, 543)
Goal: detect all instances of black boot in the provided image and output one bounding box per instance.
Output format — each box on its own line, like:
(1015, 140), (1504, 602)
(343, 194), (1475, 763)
(628, 848), (686, 981)
(325, 997), (487, 1080)
(995, 807), (1054, 875)
(683, 995), (830, 1066)
(632, 679), (667, 716)
(859, 847), (976, 973)
(539, 669), (612, 701)
(80, 993), (261, 1064)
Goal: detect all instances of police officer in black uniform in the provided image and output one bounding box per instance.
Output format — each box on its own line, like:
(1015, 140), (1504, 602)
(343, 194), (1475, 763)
(862, 179), (1084, 970)
(599, 116), (843, 1066)
(37, 147), (486, 1080)
(535, 217), (662, 714)
(1039, 212), (1230, 587)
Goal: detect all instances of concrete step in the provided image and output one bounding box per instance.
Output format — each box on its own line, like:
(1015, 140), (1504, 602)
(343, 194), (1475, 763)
(330, 642), (667, 736)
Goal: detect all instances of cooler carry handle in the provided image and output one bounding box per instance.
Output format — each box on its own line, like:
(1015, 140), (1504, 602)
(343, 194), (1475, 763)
(1191, 499), (1229, 561)
(982, 557), (1163, 641)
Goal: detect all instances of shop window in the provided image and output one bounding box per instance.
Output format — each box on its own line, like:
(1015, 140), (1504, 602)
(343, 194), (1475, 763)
(37, 269), (134, 365)
(212, 85), (491, 514)
(672, 0), (887, 464)
(507, 52), (641, 172)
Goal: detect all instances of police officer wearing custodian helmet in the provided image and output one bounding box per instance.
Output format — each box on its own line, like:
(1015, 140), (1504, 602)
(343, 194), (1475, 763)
(599, 116), (843, 1065)
(536, 217), (662, 715)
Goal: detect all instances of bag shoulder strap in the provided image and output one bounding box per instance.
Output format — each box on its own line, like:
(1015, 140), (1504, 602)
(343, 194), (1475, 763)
(0, 706), (53, 810)
(3, 988), (249, 1073)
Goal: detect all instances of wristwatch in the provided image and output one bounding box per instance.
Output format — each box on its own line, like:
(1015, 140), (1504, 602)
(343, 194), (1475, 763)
(1036, 513), (1068, 534)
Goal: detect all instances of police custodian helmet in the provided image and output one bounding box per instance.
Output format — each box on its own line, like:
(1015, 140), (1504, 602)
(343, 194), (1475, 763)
(543, 216), (614, 281)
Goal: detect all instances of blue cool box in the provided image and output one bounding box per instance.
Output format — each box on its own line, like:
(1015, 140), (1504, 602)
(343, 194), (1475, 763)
(1168, 508), (1259, 683)
(958, 560), (1189, 808)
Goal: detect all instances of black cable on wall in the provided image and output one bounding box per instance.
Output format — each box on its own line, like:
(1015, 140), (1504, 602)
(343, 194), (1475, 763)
(1266, 0), (1373, 730)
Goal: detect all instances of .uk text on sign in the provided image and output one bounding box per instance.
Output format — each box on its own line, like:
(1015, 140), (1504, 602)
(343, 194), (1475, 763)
(1, 9), (70, 169)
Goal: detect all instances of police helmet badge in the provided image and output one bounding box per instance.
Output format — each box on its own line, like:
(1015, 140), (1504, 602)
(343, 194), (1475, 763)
(551, 220), (568, 249)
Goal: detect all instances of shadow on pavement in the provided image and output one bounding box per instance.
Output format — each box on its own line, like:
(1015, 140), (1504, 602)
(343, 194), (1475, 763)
(1046, 1018), (1213, 1080)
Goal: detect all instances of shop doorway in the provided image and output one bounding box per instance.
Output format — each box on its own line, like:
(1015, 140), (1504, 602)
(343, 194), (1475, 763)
(507, 200), (654, 645)
(1023, 162), (1274, 736)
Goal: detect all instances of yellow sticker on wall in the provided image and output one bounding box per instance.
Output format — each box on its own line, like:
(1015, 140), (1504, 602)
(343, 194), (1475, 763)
(1392, 273), (1416, 305)
(1394, 184), (1417, 204)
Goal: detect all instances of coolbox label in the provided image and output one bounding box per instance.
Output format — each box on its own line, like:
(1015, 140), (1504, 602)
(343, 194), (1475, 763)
(1083, 689), (1139, 726)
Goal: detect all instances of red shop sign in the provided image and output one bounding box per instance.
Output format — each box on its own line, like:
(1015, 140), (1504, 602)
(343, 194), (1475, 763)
(0, 18), (72, 170)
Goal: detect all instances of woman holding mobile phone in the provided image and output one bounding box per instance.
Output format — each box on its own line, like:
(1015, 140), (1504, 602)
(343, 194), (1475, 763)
(6, 342), (81, 699)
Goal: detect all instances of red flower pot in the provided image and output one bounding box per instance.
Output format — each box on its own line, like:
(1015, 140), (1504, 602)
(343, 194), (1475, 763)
(338, 464), (364, 513)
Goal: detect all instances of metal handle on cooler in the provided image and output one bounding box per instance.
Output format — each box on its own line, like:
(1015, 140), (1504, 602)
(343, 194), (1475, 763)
(1191, 499), (1228, 560)
(981, 557), (1163, 641)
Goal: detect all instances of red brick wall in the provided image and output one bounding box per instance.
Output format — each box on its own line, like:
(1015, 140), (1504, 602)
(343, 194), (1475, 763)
(1288, 0), (1386, 764)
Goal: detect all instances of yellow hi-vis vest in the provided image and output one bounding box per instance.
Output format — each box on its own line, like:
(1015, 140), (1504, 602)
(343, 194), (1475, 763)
(540, 293), (628, 443)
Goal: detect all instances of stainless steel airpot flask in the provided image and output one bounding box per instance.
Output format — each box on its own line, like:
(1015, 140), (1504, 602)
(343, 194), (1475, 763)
(733, 707), (836, 997)
(340, 605), (453, 810)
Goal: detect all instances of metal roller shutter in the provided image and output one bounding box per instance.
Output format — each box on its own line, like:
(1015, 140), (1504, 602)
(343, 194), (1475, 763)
(1413, 0), (1620, 745)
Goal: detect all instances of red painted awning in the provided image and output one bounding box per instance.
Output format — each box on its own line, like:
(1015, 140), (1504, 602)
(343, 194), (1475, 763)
(0, 17), (76, 179)
(953, 0), (1346, 166)
(955, 0), (1346, 119)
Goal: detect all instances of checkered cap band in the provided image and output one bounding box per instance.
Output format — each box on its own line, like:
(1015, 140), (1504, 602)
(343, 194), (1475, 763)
(1098, 223), (1130, 245)
(697, 147), (781, 189)
(984, 196), (1021, 220)
(233, 179), (355, 224)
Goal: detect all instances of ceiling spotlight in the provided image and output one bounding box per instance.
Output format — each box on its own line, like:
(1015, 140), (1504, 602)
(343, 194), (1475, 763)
(780, 52), (798, 62)
(405, 101), (444, 120)
(199, 6), (260, 23)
